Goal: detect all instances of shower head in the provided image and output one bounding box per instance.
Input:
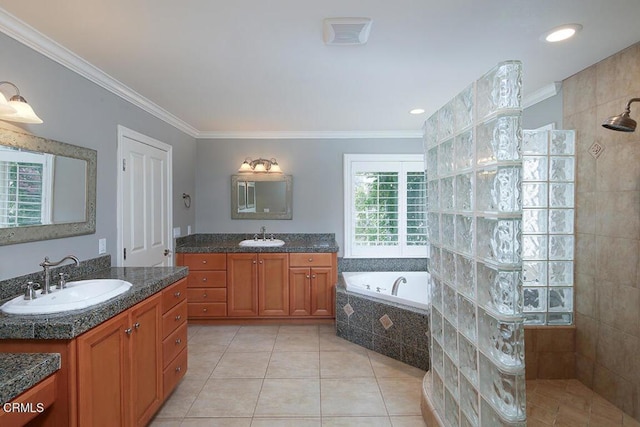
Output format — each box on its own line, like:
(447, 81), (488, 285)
(602, 98), (640, 132)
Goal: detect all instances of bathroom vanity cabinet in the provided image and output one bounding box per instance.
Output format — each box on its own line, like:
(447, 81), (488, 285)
(177, 251), (337, 321)
(77, 293), (162, 426)
(0, 272), (188, 427)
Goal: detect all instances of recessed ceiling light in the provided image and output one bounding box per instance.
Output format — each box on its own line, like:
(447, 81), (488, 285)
(409, 108), (425, 115)
(542, 24), (582, 43)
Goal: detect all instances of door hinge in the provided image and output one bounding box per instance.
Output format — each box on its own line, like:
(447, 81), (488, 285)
(123, 248), (127, 260)
(122, 159), (126, 171)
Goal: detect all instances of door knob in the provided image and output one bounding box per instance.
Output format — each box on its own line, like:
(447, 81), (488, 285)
(164, 249), (172, 256)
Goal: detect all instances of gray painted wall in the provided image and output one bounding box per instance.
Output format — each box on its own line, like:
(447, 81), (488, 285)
(195, 138), (424, 256)
(0, 33), (196, 280)
(522, 91), (563, 130)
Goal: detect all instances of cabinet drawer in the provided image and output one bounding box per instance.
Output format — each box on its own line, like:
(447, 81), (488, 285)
(181, 253), (226, 271)
(187, 302), (226, 318)
(289, 253), (333, 267)
(162, 278), (187, 312)
(188, 288), (226, 303)
(162, 322), (188, 369)
(162, 300), (187, 338)
(163, 347), (187, 398)
(187, 271), (226, 288)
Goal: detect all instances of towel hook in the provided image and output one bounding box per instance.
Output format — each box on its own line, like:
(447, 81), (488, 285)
(182, 193), (191, 208)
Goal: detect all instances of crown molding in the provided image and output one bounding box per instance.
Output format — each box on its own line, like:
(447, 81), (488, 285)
(0, 9), (199, 137)
(196, 129), (423, 140)
(523, 81), (562, 109)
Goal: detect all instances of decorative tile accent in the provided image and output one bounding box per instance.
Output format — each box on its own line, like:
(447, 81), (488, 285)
(379, 314), (394, 330)
(343, 303), (354, 317)
(588, 141), (604, 159)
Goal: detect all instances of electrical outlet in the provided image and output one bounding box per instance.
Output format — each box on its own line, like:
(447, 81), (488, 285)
(98, 238), (107, 254)
(173, 227), (181, 238)
(187, 225), (192, 235)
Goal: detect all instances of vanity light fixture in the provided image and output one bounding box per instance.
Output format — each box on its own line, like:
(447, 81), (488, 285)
(0, 81), (43, 124)
(238, 157), (283, 173)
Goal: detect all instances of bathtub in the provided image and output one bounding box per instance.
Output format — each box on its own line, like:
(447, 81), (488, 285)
(337, 270), (431, 370)
(341, 271), (430, 311)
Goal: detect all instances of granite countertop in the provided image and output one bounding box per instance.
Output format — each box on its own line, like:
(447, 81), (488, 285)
(0, 266), (188, 340)
(0, 352), (61, 404)
(176, 233), (339, 254)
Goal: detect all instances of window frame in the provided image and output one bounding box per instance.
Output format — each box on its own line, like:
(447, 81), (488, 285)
(343, 153), (427, 258)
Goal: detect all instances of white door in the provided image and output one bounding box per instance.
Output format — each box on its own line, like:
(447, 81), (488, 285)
(117, 126), (173, 267)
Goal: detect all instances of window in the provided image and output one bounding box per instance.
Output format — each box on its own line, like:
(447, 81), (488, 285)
(0, 148), (53, 227)
(344, 154), (427, 258)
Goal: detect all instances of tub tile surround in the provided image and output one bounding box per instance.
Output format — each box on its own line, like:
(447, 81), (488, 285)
(565, 41), (640, 421)
(336, 277), (430, 371)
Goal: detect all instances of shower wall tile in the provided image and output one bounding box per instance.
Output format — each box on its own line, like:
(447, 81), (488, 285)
(595, 43), (640, 106)
(595, 236), (638, 285)
(595, 191), (640, 238)
(574, 272), (596, 318)
(563, 65), (597, 117)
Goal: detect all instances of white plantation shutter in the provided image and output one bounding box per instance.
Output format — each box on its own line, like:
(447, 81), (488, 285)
(344, 154), (427, 257)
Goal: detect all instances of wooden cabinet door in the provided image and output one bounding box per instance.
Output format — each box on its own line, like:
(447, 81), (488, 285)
(77, 310), (130, 427)
(311, 267), (334, 316)
(227, 253), (258, 316)
(258, 253), (289, 316)
(289, 268), (311, 316)
(129, 294), (162, 427)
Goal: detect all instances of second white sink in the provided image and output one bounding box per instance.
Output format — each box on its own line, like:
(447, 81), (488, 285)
(239, 239), (285, 247)
(1, 279), (133, 315)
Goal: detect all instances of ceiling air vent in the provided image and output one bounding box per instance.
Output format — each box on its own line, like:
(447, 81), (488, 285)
(323, 17), (373, 45)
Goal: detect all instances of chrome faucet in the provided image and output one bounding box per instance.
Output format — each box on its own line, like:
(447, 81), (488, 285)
(260, 225), (267, 241)
(391, 276), (407, 296)
(39, 255), (80, 294)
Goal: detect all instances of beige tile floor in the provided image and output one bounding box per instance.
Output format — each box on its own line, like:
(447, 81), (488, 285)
(527, 379), (640, 427)
(150, 323), (428, 427)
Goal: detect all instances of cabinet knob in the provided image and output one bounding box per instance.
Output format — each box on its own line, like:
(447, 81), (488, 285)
(175, 338), (182, 345)
(175, 315), (181, 321)
(175, 366), (182, 373)
(124, 328), (132, 335)
(202, 277), (207, 282)
(306, 274), (310, 279)
(203, 293), (208, 298)
(203, 308), (208, 312)
(259, 260), (263, 264)
(174, 291), (181, 298)
(253, 260), (257, 264)
(308, 258), (313, 262)
(202, 260), (207, 264)
(134, 322), (140, 329)
(312, 274), (317, 279)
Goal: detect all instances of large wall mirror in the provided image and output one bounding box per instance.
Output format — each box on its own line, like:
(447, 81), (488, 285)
(231, 174), (292, 220)
(0, 127), (97, 245)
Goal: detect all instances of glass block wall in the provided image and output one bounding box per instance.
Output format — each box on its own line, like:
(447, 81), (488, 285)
(522, 129), (576, 325)
(425, 61), (526, 426)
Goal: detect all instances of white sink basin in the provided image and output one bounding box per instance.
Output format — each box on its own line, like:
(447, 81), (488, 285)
(239, 239), (286, 248)
(1, 279), (133, 315)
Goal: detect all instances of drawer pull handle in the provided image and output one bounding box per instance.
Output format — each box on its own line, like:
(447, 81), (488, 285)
(134, 322), (140, 329)
(175, 338), (182, 345)
(174, 291), (181, 298)
(175, 315), (181, 321)
(175, 366), (182, 373)
(125, 328), (132, 335)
